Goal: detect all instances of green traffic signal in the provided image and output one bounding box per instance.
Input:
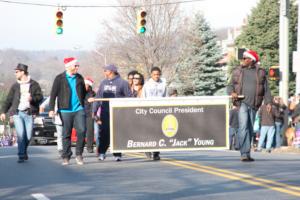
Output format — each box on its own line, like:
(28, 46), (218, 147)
(56, 27), (63, 34)
(139, 27), (146, 34)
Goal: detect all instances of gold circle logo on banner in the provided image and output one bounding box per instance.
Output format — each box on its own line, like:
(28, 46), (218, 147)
(161, 114), (178, 138)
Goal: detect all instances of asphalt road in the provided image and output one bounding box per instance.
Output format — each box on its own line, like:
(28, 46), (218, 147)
(1, 146), (300, 200)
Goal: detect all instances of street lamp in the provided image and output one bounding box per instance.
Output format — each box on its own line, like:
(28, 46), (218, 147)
(94, 49), (107, 65)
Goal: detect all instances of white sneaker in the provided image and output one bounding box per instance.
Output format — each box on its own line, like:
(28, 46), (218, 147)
(98, 154), (106, 161)
(76, 156), (84, 165)
(114, 156), (122, 162)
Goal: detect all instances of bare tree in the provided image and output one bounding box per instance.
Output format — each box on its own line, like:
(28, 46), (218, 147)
(96, 0), (183, 79)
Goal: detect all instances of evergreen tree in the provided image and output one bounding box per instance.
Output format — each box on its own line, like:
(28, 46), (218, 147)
(175, 12), (226, 96)
(235, 0), (298, 96)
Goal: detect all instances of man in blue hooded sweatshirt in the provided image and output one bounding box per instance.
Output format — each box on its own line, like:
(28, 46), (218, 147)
(93, 64), (131, 161)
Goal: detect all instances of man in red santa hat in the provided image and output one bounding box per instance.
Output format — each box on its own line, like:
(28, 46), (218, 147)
(227, 50), (272, 162)
(49, 57), (87, 166)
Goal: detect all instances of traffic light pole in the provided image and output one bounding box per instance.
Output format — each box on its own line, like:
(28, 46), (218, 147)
(296, 0), (300, 95)
(279, 0), (289, 104)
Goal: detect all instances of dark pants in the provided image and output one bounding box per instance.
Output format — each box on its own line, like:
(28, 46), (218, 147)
(86, 116), (94, 151)
(99, 112), (121, 157)
(61, 110), (86, 159)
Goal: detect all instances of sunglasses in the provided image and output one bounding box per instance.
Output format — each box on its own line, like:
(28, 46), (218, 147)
(133, 77), (141, 80)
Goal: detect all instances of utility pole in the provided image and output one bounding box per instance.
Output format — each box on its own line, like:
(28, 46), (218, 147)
(279, 0), (289, 104)
(295, 0), (300, 95)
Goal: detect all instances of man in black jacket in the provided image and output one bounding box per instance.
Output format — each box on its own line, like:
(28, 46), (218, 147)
(49, 57), (87, 166)
(0, 63), (43, 163)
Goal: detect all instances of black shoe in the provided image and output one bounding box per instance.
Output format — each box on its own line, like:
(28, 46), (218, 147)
(153, 155), (160, 161)
(241, 156), (255, 162)
(24, 154), (28, 160)
(17, 158), (25, 163)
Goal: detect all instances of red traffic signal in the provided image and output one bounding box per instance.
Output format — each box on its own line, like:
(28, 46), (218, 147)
(268, 66), (280, 81)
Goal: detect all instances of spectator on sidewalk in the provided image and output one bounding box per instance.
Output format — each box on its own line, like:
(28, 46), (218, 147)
(0, 63), (43, 163)
(227, 49), (272, 162)
(272, 96), (287, 149)
(49, 57), (87, 166)
(256, 101), (280, 153)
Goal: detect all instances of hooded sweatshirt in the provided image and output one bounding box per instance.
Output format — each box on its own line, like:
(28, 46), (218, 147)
(141, 78), (167, 98)
(93, 74), (131, 114)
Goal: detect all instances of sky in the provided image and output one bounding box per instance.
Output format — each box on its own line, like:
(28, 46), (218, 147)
(0, 0), (260, 51)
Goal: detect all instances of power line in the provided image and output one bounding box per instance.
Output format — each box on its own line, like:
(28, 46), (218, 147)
(0, 0), (206, 8)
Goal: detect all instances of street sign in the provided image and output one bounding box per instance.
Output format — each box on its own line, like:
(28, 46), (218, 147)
(109, 96), (229, 153)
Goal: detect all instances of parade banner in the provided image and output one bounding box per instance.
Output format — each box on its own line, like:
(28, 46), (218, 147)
(109, 96), (229, 153)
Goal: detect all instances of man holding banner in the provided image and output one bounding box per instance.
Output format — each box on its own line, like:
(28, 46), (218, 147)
(227, 50), (272, 162)
(141, 66), (168, 160)
(93, 64), (131, 161)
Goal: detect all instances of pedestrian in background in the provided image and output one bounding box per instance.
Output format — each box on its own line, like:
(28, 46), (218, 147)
(84, 77), (96, 153)
(127, 70), (138, 93)
(272, 96), (286, 149)
(229, 103), (239, 150)
(93, 64), (131, 161)
(132, 72), (144, 97)
(141, 66), (168, 160)
(256, 101), (279, 153)
(169, 88), (178, 97)
(227, 49), (272, 162)
(40, 97), (63, 156)
(0, 63), (43, 163)
(49, 57), (87, 165)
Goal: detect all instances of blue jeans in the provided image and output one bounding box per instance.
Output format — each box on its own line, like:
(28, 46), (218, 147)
(60, 110), (86, 159)
(258, 126), (275, 150)
(13, 111), (33, 159)
(273, 122), (283, 148)
(238, 103), (256, 157)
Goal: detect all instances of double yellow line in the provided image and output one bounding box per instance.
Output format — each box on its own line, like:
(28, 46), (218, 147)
(128, 153), (300, 197)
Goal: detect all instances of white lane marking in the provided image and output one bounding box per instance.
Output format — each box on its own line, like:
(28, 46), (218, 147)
(31, 193), (50, 200)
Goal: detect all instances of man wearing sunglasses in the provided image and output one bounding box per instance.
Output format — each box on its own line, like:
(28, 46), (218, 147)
(0, 63), (43, 163)
(227, 50), (272, 162)
(49, 57), (87, 166)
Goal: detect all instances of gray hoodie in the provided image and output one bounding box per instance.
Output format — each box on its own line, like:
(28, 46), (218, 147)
(141, 78), (167, 98)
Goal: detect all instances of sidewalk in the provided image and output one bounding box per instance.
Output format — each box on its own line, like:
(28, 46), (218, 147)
(270, 146), (300, 154)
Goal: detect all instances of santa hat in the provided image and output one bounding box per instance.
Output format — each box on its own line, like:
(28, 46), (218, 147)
(64, 57), (78, 68)
(243, 50), (259, 63)
(84, 77), (94, 86)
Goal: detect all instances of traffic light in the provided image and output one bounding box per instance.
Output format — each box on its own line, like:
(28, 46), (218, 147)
(268, 66), (280, 81)
(136, 9), (147, 34)
(56, 11), (63, 35)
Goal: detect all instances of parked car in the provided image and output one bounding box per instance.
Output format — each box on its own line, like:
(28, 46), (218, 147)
(31, 98), (57, 145)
